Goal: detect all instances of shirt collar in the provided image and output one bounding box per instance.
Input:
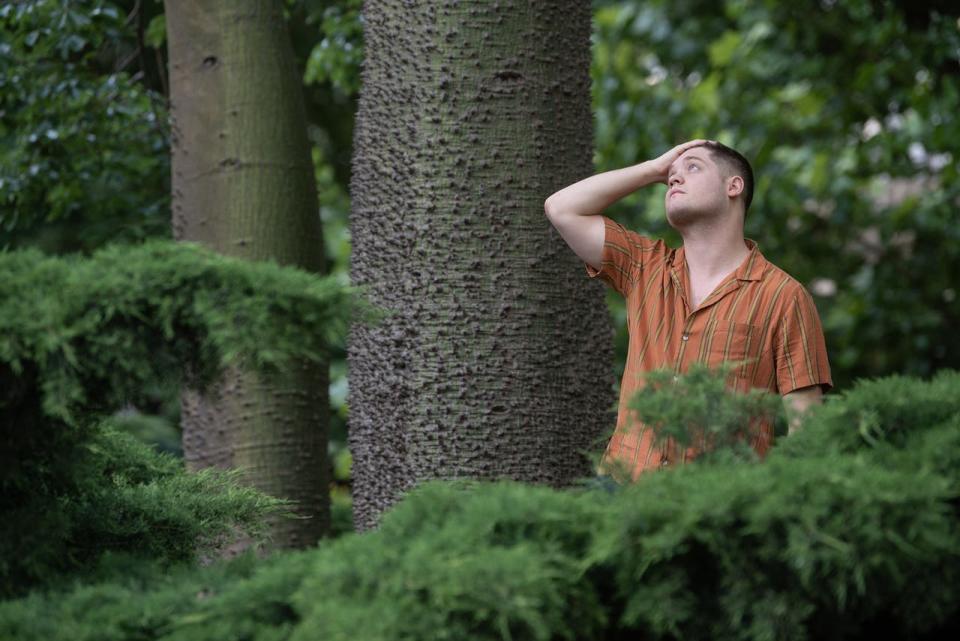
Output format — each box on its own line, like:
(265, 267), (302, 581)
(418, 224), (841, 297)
(671, 238), (767, 282)
(736, 239), (766, 282)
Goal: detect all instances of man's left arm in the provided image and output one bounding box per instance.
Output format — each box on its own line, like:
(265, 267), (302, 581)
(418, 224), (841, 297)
(775, 285), (833, 434)
(783, 384), (823, 434)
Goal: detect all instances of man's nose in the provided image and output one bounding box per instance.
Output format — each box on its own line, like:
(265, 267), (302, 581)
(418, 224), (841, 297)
(669, 174), (683, 187)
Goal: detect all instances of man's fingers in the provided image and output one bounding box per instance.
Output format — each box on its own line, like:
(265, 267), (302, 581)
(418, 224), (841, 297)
(678, 138), (708, 152)
(651, 139), (712, 183)
(666, 140), (702, 161)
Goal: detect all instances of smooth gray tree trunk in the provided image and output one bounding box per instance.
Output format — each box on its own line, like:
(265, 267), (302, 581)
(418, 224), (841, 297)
(348, 0), (616, 530)
(165, 0), (331, 547)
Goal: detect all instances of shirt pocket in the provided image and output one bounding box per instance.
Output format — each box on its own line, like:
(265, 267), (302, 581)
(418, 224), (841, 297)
(707, 321), (761, 373)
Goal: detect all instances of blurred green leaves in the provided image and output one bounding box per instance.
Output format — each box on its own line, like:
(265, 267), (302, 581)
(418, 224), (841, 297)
(303, 0), (362, 96)
(592, 0), (960, 389)
(3, 0), (959, 472)
(0, 0), (169, 254)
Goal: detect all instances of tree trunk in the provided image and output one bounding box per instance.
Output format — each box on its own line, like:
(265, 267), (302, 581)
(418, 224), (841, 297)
(165, 0), (330, 547)
(348, 0), (616, 530)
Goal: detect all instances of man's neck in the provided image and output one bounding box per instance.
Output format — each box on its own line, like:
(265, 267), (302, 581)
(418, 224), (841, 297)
(680, 220), (750, 281)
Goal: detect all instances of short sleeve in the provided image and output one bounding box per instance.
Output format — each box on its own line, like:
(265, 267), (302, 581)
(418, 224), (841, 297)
(774, 285), (833, 395)
(584, 215), (662, 298)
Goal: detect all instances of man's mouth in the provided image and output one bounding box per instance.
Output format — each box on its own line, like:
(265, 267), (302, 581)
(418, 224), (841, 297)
(668, 189), (684, 198)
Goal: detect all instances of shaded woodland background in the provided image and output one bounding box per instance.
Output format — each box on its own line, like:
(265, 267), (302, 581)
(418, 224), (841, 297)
(5, 0), (957, 448)
(2, 1), (960, 638)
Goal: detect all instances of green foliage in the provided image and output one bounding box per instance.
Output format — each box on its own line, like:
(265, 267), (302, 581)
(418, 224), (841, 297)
(592, 0), (960, 388)
(291, 482), (609, 641)
(108, 383), (184, 456)
(302, 0), (363, 97)
(774, 368), (960, 460)
(0, 240), (380, 595)
(0, 424), (282, 598)
(287, 0), (360, 216)
(0, 550), (314, 641)
(624, 362), (782, 467)
(0, 0), (170, 253)
(1, 0), (363, 470)
(327, 486), (354, 538)
(2, 368), (958, 640)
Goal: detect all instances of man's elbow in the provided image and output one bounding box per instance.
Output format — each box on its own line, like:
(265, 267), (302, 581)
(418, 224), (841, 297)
(544, 195), (571, 223)
(544, 196), (558, 220)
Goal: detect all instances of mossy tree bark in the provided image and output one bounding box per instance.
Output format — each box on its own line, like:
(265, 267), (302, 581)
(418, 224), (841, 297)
(165, 0), (330, 547)
(348, 0), (616, 530)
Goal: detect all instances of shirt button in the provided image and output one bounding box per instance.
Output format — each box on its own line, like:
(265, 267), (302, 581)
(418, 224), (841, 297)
(682, 334), (689, 341)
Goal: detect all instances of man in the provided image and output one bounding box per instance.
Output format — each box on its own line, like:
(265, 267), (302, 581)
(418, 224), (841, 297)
(544, 140), (832, 482)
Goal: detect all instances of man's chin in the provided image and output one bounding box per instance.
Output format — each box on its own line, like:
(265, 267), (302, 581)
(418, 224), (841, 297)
(665, 206), (704, 229)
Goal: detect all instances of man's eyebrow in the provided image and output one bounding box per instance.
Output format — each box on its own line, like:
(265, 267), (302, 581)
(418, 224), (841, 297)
(668, 154), (707, 174)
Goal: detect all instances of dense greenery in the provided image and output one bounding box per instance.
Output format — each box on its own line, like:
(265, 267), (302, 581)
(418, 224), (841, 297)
(0, 241), (375, 595)
(6, 1), (957, 490)
(0, 0), (364, 474)
(592, 0), (960, 389)
(0, 0), (169, 253)
(628, 363), (782, 458)
(2, 2), (958, 634)
(1, 369), (958, 639)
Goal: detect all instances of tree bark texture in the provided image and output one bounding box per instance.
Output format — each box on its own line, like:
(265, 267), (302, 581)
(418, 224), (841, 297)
(165, 0), (330, 547)
(348, 0), (617, 531)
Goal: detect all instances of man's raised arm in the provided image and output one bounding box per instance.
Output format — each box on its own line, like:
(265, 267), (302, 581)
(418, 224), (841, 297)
(543, 139), (708, 271)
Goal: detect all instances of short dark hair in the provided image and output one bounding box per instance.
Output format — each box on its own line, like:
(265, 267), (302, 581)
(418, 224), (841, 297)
(695, 141), (755, 215)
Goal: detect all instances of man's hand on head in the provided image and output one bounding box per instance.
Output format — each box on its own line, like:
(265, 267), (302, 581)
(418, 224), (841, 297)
(544, 138), (718, 273)
(647, 139), (711, 184)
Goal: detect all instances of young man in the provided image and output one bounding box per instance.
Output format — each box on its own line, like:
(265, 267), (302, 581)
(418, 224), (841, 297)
(544, 140), (832, 482)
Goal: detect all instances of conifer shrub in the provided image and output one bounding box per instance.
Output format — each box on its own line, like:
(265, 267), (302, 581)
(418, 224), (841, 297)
(1, 367), (957, 641)
(291, 481), (612, 641)
(0, 241), (376, 595)
(773, 369), (960, 459)
(0, 550), (314, 641)
(623, 362), (782, 466)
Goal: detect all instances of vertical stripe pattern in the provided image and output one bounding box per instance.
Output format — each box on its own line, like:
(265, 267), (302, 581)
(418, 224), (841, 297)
(585, 216), (832, 481)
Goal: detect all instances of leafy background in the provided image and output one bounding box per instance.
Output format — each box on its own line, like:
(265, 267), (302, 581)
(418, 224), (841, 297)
(2, 0), (959, 485)
(591, 0), (960, 390)
(2, 1), (960, 636)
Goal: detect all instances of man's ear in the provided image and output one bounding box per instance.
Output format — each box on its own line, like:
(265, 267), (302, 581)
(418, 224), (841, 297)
(727, 175), (744, 199)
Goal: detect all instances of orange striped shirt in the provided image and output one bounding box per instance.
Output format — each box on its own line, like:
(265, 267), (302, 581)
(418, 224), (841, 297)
(585, 215), (832, 481)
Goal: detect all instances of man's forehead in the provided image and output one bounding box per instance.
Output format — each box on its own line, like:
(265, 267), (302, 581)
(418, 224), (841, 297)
(669, 147), (711, 172)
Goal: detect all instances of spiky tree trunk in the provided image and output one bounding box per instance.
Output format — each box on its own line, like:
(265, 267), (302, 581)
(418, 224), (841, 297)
(348, 0), (616, 530)
(165, 0), (330, 547)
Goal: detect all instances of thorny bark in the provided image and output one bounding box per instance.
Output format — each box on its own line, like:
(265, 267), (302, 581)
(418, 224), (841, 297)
(348, 0), (617, 530)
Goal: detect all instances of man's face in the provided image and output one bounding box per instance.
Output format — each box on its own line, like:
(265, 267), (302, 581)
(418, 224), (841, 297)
(664, 147), (729, 227)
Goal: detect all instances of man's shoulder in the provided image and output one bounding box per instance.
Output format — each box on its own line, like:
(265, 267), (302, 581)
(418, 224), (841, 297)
(600, 216), (674, 262)
(754, 259), (819, 315)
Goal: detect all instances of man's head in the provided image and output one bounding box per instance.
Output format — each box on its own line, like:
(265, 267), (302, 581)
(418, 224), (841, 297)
(664, 141), (754, 228)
